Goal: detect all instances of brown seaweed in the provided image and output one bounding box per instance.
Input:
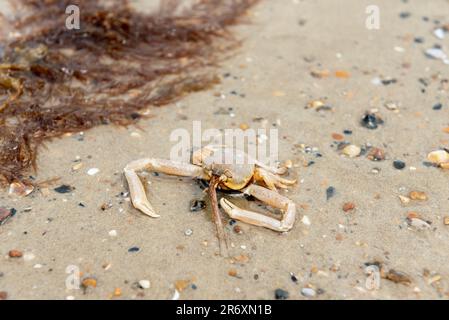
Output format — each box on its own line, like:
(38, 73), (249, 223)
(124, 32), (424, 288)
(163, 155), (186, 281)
(0, 0), (259, 185)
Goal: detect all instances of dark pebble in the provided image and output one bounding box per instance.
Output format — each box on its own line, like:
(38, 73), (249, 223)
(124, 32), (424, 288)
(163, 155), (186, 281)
(343, 130), (352, 135)
(190, 199), (206, 212)
(381, 78), (397, 86)
(274, 288), (289, 300)
(393, 160), (406, 170)
(128, 247), (140, 253)
(290, 273), (298, 283)
(326, 186), (336, 200)
(399, 12), (411, 19)
(433, 103), (443, 110)
(361, 112), (383, 129)
(191, 284), (198, 290)
(244, 194), (256, 201)
(317, 288), (325, 295)
(54, 185), (73, 194)
(414, 37), (424, 44)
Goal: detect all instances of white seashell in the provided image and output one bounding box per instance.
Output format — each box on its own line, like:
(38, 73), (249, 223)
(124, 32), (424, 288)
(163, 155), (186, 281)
(87, 168), (100, 176)
(425, 48), (448, 61)
(427, 150), (449, 165)
(434, 28), (445, 40)
(172, 289), (180, 300)
(301, 288), (316, 297)
(408, 218), (431, 230)
(301, 215), (311, 226)
(139, 280), (151, 289)
(342, 145), (361, 158)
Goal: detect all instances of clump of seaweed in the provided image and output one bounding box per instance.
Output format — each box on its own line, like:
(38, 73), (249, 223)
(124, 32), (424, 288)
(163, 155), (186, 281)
(0, 0), (259, 186)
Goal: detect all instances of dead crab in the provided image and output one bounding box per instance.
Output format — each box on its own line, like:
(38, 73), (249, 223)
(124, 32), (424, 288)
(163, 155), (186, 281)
(124, 145), (297, 255)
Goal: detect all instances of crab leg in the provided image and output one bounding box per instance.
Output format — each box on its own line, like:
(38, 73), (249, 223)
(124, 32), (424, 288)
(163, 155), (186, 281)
(208, 175), (229, 257)
(220, 184), (296, 232)
(255, 167), (296, 191)
(124, 158), (208, 217)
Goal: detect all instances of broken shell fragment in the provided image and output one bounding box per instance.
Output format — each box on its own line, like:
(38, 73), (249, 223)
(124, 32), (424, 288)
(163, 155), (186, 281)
(407, 217), (431, 230)
(342, 144), (361, 158)
(8, 181), (34, 197)
(398, 195), (411, 205)
(367, 147), (385, 161)
(306, 100), (325, 109)
(385, 269), (412, 285)
(409, 191), (427, 201)
(427, 150), (449, 166)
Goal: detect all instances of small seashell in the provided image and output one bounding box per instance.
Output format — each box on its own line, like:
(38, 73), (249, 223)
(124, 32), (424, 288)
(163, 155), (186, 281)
(8, 250), (23, 258)
(361, 112), (384, 129)
(87, 168), (100, 176)
(444, 217), (449, 225)
(434, 28), (446, 40)
(23, 252), (35, 261)
(425, 48), (448, 61)
(409, 191), (427, 201)
(301, 288), (316, 297)
(138, 280), (151, 289)
(342, 144), (361, 158)
(367, 147), (385, 161)
(72, 162), (83, 171)
(427, 150), (449, 165)
(385, 269), (412, 285)
(9, 182), (34, 197)
(398, 195), (410, 204)
(306, 100), (325, 109)
(384, 101), (400, 112)
(301, 215), (311, 226)
(82, 277), (97, 288)
(407, 217), (431, 230)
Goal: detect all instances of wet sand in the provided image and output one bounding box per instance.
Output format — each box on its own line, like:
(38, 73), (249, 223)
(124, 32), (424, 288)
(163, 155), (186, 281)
(1, 0), (449, 299)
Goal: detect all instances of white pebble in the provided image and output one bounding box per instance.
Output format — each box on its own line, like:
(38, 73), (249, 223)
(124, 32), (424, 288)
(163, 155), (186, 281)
(342, 144), (361, 158)
(108, 230), (117, 237)
(184, 229), (193, 236)
(139, 280), (151, 289)
(301, 215), (311, 226)
(87, 168), (100, 176)
(172, 289), (180, 300)
(434, 28), (445, 40)
(301, 288), (316, 297)
(425, 48), (447, 61)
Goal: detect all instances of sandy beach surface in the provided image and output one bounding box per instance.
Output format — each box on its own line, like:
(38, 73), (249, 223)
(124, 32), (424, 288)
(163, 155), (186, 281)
(1, 0), (449, 300)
